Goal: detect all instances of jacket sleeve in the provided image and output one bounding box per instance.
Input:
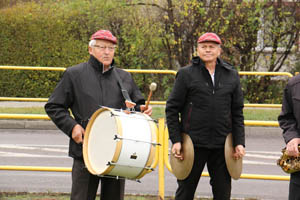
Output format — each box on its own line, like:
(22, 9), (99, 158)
(231, 72), (245, 147)
(165, 69), (188, 144)
(44, 70), (78, 137)
(278, 84), (299, 144)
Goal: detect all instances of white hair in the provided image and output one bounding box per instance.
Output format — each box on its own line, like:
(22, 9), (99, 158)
(89, 40), (96, 47)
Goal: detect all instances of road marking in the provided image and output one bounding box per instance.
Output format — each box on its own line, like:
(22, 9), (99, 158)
(245, 153), (279, 160)
(243, 160), (277, 166)
(0, 151), (68, 158)
(0, 144), (68, 153)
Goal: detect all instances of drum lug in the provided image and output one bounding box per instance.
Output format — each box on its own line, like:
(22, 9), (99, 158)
(107, 161), (116, 166)
(145, 166), (154, 171)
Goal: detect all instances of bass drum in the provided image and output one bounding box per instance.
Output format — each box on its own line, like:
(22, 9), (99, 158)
(83, 107), (157, 180)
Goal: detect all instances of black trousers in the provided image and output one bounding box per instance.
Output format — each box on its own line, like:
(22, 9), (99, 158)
(289, 171), (300, 200)
(71, 159), (125, 200)
(175, 147), (231, 200)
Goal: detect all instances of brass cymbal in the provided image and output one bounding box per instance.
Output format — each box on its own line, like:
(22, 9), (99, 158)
(170, 133), (194, 180)
(224, 133), (243, 180)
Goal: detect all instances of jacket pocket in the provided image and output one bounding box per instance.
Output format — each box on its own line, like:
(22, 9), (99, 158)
(184, 102), (193, 133)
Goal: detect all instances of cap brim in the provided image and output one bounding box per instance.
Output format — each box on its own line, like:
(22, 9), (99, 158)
(170, 133), (194, 180)
(224, 133), (243, 180)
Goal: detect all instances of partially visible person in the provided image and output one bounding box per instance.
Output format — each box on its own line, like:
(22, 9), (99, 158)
(45, 29), (152, 200)
(165, 32), (245, 200)
(278, 74), (300, 200)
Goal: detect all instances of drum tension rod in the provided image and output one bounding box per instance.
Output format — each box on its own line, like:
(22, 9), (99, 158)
(107, 161), (154, 172)
(95, 174), (142, 183)
(114, 134), (161, 146)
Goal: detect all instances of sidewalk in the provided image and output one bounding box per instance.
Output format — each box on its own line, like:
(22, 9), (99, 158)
(0, 101), (283, 137)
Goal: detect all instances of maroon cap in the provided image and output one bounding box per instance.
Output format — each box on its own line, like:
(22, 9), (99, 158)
(90, 30), (117, 44)
(197, 32), (221, 44)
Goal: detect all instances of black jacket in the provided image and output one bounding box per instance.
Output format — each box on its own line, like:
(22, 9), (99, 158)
(45, 55), (145, 159)
(278, 74), (300, 144)
(166, 56), (245, 148)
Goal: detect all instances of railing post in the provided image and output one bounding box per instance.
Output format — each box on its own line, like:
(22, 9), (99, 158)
(158, 118), (165, 200)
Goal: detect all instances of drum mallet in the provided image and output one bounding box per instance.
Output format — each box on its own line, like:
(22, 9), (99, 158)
(145, 82), (157, 110)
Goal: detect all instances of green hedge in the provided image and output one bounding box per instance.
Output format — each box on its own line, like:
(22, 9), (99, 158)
(0, 0), (171, 99)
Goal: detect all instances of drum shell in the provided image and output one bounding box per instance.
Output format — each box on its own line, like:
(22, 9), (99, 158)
(83, 107), (157, 179)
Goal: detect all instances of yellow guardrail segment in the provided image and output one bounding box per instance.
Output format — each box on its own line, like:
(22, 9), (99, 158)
(0, 165), (71, 172)
(0, 114), (50, 120)
(0, 66), (66, 71)
(0, 97), (48, 102)
(240, 173), (290, 181)
(244, 103), (281, 108)
(244, 120), (279, 127)
(239, 71), (293, 77)
(164, 127), (172, 173)
(158, 118), (165, 199)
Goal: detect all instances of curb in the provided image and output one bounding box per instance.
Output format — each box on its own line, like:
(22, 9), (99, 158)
(0, 120), (283, 137)
(0, 120), (57, 130)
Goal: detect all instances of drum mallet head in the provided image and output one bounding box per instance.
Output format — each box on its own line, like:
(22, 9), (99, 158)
(149, 82), (157, 91)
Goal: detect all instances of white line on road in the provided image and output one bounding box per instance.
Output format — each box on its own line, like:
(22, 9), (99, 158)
(0, 144), (68, 153)
(0, 151), (68, 158)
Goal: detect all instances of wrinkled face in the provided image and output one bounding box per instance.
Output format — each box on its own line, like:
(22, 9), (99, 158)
(197, 42), (221, 63)
(89, 40), (116, 68)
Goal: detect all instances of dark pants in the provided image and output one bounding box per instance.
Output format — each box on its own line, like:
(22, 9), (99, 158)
(71, 159), (125, 200)
(175, 147), (231, 200)
(289, 171), (300, 200)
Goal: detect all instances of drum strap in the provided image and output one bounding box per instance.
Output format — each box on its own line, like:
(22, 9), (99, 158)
(113, 68), (133, 103)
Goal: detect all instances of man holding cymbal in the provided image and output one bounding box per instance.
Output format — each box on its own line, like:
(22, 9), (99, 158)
(166, 32), (245, 200)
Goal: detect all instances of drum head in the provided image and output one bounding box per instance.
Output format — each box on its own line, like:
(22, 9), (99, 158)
(83, 108), (119, 175)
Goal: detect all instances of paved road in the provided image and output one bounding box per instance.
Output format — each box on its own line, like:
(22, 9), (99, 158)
(0, 128), (290, 199)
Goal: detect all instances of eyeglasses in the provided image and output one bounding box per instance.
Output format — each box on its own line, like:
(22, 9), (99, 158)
(92, 45), (116, 51)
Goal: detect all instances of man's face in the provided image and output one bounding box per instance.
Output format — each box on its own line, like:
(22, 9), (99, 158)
(89, 40), (116, 67)
(197, 42), (221, 63)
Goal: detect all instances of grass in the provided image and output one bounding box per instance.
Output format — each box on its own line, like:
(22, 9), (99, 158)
(0, 106), (280, 121)
(0, 192), (258, 200)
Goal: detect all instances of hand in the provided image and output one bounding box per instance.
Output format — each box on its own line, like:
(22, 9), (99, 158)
(72, 124), (85, 144)
(286, 138), (300, 157)
(233, 145), (245, 160)
(125, 100), (136, 109)
(140, 105), (152, 116)
(171, 142), (184, 160)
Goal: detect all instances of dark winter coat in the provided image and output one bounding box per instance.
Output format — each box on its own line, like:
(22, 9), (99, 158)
(45, 55), (145, 159)
(278, 74), (300, 144)
(166, 56), (245, 148)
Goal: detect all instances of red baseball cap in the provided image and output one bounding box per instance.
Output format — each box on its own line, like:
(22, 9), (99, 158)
(90, 30), (117, 44)
(197, 32), (222, 44)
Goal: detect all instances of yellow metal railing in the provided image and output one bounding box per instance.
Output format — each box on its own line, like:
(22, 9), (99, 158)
(0, 65), (292, 109)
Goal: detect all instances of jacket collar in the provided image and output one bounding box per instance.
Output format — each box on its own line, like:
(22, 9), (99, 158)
(191, 56), (233, 71)
(88, 55), (115, 74)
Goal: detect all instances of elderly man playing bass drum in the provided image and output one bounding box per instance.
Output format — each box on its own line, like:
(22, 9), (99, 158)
(45, 29), (152, 200)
